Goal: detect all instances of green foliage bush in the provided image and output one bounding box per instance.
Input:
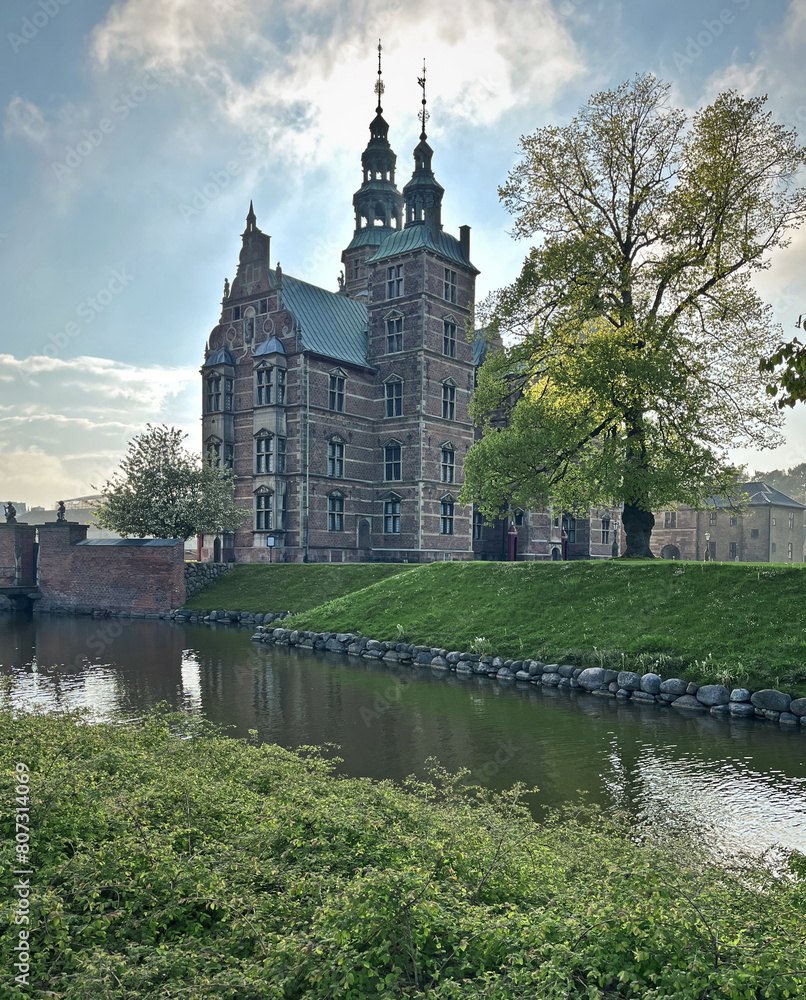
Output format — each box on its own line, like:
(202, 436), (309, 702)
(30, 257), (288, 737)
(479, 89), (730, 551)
(2, 710), (805, 998)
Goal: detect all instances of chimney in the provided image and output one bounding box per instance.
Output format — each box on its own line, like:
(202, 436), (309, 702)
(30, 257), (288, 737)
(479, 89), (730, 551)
(459, 225), (470, 262)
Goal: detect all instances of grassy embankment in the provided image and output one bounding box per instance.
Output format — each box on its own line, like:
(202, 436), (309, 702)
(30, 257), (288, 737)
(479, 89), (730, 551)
(3, 709), (804, 999)
(184, 562), (420, 614)
(189, 560), (806, 695)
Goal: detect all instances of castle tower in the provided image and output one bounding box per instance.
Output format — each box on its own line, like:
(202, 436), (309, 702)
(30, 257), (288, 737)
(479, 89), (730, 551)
(361, 62), (480, 558)
(341, 41), (404, 299)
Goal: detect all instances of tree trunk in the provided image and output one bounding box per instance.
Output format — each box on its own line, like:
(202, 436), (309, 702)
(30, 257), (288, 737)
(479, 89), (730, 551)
(622, 503), (655, 557)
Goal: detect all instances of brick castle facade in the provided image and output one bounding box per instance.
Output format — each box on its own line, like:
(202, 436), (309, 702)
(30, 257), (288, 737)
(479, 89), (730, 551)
(198, 58), (618, 564)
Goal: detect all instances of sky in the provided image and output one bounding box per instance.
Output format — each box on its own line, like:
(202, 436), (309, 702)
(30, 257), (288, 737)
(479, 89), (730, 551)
(1, 0), (805, 507)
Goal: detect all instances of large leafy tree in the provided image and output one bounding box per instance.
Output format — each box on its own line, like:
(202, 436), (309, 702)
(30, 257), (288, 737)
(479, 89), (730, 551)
(461, 75), (806, 556)
(92, 425), (248, 541)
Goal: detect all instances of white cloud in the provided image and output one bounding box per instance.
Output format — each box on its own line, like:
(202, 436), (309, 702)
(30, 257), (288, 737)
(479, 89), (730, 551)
(4, 96), (49, 144)
(0, 354), (199, 506)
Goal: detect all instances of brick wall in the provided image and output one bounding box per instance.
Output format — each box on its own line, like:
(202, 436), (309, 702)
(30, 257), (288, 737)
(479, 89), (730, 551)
(37, 523), (186, 613)
(0, 523), (36, 586)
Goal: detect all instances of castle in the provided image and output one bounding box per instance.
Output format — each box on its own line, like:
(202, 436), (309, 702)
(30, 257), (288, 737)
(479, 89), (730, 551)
(199, 51), (616, 564)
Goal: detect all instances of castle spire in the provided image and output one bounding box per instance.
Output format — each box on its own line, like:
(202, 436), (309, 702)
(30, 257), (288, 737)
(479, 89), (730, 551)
(246, 200), (256, 231)
(417, 58), (429, 140)
(375, 39), (384, 114)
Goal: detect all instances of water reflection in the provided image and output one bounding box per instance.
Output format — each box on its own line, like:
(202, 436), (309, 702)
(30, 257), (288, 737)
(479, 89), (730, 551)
(2, 612), (806, 858)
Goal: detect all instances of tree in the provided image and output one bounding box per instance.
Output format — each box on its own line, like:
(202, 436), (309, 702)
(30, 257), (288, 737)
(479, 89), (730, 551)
(761, 335), (806, 408)
(751, 462), (806, 504)
(460, 75), (806, 556)
(92, 425), (248, 540)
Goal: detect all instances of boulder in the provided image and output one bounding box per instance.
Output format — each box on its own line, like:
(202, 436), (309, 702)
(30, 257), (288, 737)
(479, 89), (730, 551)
(640, 673), (662, 695)
(671, 694), (707, 711)
(750, 689), (791, 713)
(696, 684), (730, 707)
(431, 656), (450, 669)
(631, 691), (656, 704)
(729, 688), (751, 703)
(709, 704), (731, 715)
(577, 667), (606, 690)
(659, 678), (688, 696)
(542, 672), (561, 687)
(779, 712), (799, 727)
(790, 698), (806, 717)
(559, 664), (575, 678)
(515, 670), (532, 682)
(729, 702), (755, 718)
(617, 671), (641, 691)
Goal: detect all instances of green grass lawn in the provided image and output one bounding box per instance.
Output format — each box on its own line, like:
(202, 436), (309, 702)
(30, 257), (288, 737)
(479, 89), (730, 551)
(280, 559), (806, 695)
(183, 562), (420, 614)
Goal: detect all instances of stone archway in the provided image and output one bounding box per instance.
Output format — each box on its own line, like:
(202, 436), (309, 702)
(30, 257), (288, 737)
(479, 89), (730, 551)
(661, 544), (681, 560)
(551, 546), (561, 561)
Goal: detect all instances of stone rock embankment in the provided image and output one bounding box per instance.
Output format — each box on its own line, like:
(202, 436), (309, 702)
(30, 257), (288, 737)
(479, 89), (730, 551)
(249, 626), (806, 729)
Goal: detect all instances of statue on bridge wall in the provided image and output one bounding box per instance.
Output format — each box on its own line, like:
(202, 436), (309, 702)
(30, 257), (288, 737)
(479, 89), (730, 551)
(3, 502), (16, 523)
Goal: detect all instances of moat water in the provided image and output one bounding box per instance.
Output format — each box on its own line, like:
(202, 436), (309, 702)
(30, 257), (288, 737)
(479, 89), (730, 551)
(2, 612), (806, 859)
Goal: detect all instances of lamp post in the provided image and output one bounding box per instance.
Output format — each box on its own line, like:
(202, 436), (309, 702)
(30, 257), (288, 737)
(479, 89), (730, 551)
(704, 531), (711, 561)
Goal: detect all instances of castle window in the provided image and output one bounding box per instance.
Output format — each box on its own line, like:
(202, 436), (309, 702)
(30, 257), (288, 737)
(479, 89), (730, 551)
(329, 372), (345, 412)
(751, 528), (759, 538)
(385, 378), (402, 417)
(387, 265), (403, 298)
(386, 315), (403, 353)
(256, 435), (274, 474)
(276, 438), (286, 473)
(441, 382), (456, 420)
(473, 510), (483, 540)
(788, 542), (794, 559)
(443, 319), (456, 357)
(441, 446), (454, 484)
(224, 378), (234, 410)
(384, 498), (401, 534)
(259, 298), (268, 314)
(709, 510), (717, 524)
(789, 512), (795, 530)
(601, 517), (610, 545)
(328, 495), (344, 532)
(352, 260), (361, 280)
(562, 514), (576, 543)
(664, 511), (676, 529)
(444, 268), (457, 303)
(255, 491), (272, 530)
(384, 443), (402, 481)
(224, 444), (234, 470)
(205, 438), (221, 468)
(206, 376), (222, 412)
(232, 305), (241, 321)
(729, 516), (738, 526)
(440, 498), (454, 535)
(328, 440), (344, 478)
(256, 368), (273, 405)
(730, 541), (738, 560)
(276, 369), (286, 404)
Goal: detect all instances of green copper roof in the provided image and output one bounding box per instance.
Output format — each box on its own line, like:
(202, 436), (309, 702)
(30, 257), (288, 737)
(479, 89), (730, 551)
(367, 226), (477, 271)
(344, 228), (394, 251)
(281, 274), (369, 368)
